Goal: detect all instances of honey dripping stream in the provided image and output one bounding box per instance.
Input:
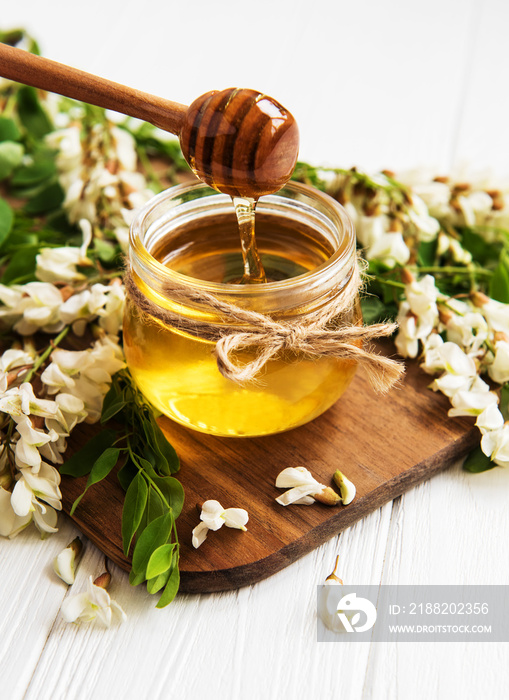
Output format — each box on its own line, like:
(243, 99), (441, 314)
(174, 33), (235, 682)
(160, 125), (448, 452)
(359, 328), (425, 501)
(232, 196), (267, 284)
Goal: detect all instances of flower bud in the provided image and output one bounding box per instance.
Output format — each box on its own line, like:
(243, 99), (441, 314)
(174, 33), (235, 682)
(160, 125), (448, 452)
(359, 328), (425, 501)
(319, 556), (346, 632)
(364, 202), (382, 217)
(53, 537), (83, 585)
(400, 268), (415, 285)
(325, 555), (343, 585)
(333, 470), (356, 505)
(0, 472), (12, 489)
(438, 306), (453, 325)
(471, 291), (490, 308)
(388, 217), (403, 233)
(59, 285), (76, 302)
(93, 571), (112, 589)
(453, 182), (471, 193)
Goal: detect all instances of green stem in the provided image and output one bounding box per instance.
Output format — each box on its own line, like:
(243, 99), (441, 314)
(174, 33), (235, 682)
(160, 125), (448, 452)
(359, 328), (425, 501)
(3, 93), (17, 119)
(23, 325), (70, 384)
(438, 299), (465, 315)
(5, 418), (16, 480)
(414, 266), (493, 277)
(485, 338), (496, 355)
(85, 271), (123, 285)
(137, 146), (162, 190)
(127, 440), (171, 513)
(371, 277), (406, 290)
(113, 433), (135, 446)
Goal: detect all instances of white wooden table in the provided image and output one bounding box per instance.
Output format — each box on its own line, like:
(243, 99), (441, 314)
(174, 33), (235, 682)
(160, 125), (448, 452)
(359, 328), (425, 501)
(2, 2), (509, 698)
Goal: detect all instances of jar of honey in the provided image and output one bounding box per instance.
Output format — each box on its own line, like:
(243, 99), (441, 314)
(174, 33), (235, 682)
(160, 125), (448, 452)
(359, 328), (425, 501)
(123, 181), (360, 437)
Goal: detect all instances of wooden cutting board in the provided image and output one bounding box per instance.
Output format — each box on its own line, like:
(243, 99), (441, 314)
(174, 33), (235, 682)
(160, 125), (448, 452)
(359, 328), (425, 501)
(60, 352), (479, 593)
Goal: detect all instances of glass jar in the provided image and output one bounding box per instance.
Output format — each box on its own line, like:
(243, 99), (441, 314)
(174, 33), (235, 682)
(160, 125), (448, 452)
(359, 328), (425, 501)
(124, 181), (360, 437)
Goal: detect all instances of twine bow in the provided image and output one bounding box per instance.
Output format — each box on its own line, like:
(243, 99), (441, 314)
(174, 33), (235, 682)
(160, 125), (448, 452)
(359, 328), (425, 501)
(124, 265), (404, 392)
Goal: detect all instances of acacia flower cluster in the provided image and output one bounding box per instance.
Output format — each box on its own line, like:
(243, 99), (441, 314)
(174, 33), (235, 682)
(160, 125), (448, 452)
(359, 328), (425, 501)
(394, 271), (509, 468)
(0, 334), (125, 538)
(0, 277), (125, 338)
(46, 120), (154, 252)
(327, 169), (509, 270)
(309, 164), (509, 472)
(336, 174), (440, 269)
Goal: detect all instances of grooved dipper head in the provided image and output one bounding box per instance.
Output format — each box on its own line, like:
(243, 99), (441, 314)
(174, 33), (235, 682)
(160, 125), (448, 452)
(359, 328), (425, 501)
(179, 88), (299, 198)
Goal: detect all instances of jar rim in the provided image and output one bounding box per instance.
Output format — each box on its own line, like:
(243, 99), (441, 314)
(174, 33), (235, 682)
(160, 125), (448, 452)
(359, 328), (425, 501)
(129, 180), (356, 307)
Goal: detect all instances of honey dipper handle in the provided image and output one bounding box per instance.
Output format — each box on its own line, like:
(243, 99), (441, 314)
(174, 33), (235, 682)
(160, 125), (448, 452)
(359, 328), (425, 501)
(0, 42), (188, 135)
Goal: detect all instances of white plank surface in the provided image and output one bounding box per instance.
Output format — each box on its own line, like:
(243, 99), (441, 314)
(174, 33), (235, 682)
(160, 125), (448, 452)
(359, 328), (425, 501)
(1, 1), (509, 699)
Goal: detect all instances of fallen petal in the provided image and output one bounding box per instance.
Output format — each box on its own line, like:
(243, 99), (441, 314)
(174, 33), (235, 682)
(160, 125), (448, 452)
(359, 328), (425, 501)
(192, 521), (209, 549)
(222, 507), (249, 530)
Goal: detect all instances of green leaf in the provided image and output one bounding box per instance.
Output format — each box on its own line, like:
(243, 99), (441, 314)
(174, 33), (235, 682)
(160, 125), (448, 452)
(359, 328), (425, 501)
(153, 475), (184, 518)
(1, 246), (38, 284)
(150, 417), (180, 474)
(360, 296), (389, 325)
(460, 227), (501, 266)
(156, 563), (180, 608)
(146, 568), (171, 595)
(101, 392), (127, 423)
(0, 117), (21, 142)
(117, 458), (138, 491)
(131, 512), (173, 577)
(0, 29), (25, 46)
(139, 487), (167, 534)
(17, 86), (53, 138)
(129, 569), (146, 586)
(146, 543), (175, 580)
(462, 445), (497, 473)
(141, 416), (180, 476)
(94, 238), (117, 263)
(11, 152), (57, 187)
(0, 141), (24, 180)
(417, 238), (438, 267)
(86, 447), (121, 486)
(60, 429), (117, 477)
(0, 198), (14, 249)
(490, 252), (509, 303)
(70, 447), (120, 515)
(129, 123), (189, 171)
(500, 383), (509, 423)
(137, 457), (184, 518)
(45, 210), (80, 236)
(3, 226), (38, 250)
(24, 181), (64, 214)
(122, 471), (148, 556)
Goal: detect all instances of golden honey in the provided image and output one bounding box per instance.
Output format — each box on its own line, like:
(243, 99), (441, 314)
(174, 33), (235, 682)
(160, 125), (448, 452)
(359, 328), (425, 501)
(124, 182), (360, 437)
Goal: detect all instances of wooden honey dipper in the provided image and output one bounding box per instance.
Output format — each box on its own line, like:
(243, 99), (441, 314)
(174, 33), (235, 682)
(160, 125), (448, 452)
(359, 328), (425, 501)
(0, 43), (299, 198)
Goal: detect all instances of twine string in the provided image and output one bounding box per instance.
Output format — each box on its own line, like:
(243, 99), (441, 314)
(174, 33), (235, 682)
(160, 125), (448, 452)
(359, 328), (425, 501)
(124, 264), (404, 391)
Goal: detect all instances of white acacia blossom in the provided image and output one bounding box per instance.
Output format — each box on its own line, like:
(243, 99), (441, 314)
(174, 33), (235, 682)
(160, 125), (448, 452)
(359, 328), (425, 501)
(36, 220), (93, 283)
(275, 467), (325, 506)
(395, 274), (440, 358)
(61, 575), (126, 627)
(0, 278), (124, 337)
(192, 500), (249, 548)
